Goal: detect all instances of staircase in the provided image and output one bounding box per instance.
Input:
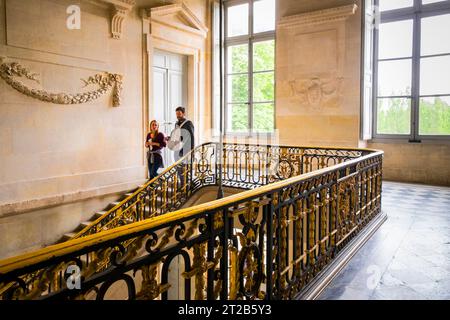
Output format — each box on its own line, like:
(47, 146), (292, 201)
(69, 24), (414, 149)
(0, 142), (385, 301)
(60, 184), (177, 242)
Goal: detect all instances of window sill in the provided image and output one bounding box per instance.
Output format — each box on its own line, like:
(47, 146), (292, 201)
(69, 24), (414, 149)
(210, 131), (277, 137)
(367, 137), (450, 145)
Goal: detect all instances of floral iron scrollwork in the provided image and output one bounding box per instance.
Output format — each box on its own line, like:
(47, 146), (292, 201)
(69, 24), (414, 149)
(182, 243), (214, 300)
(135, 262), (170, 300)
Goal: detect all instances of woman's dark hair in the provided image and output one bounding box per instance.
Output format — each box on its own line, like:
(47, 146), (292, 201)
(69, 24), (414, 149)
(175, 106), (185, 113)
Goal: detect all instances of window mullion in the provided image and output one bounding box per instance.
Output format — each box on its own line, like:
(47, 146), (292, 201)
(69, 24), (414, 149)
(372, 0), (379, 138)
(411, 10), (421, 141)
(224, 1), (228, 134)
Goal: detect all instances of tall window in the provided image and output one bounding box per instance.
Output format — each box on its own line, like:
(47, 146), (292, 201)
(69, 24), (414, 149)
(372, 0), (450, 139)
(225, 0), (276, 134)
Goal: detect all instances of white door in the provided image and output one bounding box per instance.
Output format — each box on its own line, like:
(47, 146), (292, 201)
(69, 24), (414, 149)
(152, 50), (187, 166)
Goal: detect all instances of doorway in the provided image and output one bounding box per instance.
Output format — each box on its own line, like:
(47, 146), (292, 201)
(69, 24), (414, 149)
(152, 50), (188, 166)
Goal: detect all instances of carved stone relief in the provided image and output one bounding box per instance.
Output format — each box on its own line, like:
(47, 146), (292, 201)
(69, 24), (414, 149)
(0, 57), (123, 107)
(289, 77), (344, 110)
(277, 4), (357, 113)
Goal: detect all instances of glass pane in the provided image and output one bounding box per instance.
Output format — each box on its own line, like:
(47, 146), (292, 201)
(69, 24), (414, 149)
(420, 56), (450, 95)
(379, 0), (413, 11)
(253, 72), (274, 102)
(421, 14), (450, 56)
(419, 96), (450, 135)
(228, 74), (248, 102)
(254, 0), (275, 33)
(377, 98), (411, 134)
(378, 60), (412, 96)
(227, 4), (248, 37)
(227, 104), (249, 132)
(253, 103), (274, 132)
(253, 40), (275, 72)
(378, 20), (413, 59)
(227, 44), (248, 73)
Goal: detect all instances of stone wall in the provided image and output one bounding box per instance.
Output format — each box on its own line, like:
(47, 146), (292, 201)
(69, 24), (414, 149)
(1, 0), (144, 209)
(276, 0), (450, 186)
(0, 0), (212, 258)
(368, 142), (450, 186)
(1, 0), (449, 260)
(275, 0), (362, 147)
(0, 0), (211, 210)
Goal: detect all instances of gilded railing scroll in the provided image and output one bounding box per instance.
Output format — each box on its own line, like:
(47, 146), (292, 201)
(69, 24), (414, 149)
(0, 143), (383, 300)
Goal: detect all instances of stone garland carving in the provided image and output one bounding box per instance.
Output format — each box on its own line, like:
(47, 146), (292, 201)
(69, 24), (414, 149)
(0, 57), (123, 107)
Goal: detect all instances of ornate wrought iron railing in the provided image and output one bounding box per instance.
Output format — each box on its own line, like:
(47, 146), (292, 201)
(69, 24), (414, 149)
(63, 142), (366, 240)
(64, 143), (218, 240)
(0, 142), (383, 300)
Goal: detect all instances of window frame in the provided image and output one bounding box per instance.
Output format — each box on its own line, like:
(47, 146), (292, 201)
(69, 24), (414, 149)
(371, 0), (450, 141)
(224, 0), (276, 136)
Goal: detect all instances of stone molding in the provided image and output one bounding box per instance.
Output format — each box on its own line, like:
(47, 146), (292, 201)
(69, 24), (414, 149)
(0, 178), (147, 218)
(141, 1), (208, 158)
(143, 2), (208, 38)
(278, 4), (358, 29)
(98, 0), (136, 39)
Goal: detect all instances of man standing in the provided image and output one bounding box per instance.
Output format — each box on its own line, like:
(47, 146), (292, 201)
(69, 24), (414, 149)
(167, 107), (194, 190)
(168, 107), (195, 161)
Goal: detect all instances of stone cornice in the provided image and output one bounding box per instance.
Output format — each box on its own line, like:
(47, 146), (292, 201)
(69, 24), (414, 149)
(99, 0), (135, 10)
(143, 2), (208, 38)
(278, 4), (358, 29)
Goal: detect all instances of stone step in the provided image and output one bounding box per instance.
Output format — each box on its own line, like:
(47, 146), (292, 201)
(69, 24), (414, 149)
(107, 202), (121, 209)
(62, 232), (77, 241)
(61, 179), (179, 240)
(58, 181), (181, 243)
(79, 221), (91, 229)
(94, 211), (108, 219)
(138, 183), (176, 190)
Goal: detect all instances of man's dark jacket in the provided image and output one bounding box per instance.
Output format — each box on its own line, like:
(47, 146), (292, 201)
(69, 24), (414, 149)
(177, 119), (194, 158)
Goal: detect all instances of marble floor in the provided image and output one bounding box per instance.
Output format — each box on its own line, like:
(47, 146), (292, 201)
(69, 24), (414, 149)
(318, 181), (450, 300)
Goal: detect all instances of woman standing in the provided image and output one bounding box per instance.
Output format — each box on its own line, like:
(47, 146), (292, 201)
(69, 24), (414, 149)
(146, 120), (167, 180)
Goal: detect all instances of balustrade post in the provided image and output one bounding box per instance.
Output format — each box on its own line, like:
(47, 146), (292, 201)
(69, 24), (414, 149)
(335, 170), (341, 247)
(264, 194), (274, 300)
(220, 207), (229, 300)
(274, 192), (281, 299)
(207, 212), (215, 300)
(377, 158), (383, 210)
(189, 151), (194, 196)
(265, 148), (270, 185)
